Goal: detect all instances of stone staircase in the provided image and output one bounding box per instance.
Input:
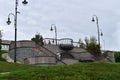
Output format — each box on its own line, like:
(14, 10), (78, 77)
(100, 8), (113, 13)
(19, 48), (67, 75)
(8, 40), (94, 65)
(40, 44), (94, 64)
(39, 44), (80, 65)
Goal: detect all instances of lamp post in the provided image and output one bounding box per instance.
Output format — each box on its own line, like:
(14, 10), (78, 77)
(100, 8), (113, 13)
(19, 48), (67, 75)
(50, 24), (57, 45)
(6, 0), (28, 63)
(92, 15), (101, 49)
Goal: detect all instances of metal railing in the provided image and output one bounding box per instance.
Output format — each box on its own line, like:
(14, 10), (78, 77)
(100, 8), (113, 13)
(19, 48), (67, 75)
(39, 44), (66, 65)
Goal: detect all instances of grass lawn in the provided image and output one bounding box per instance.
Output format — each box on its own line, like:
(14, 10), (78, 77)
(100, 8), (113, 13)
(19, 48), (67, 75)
(0, 61), (32, 72)
(0, 62), (120, 80)
(0, 50), (33, 73)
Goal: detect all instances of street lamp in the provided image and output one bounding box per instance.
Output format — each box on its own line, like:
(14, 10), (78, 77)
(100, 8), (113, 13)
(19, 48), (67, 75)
(50, 24), (57, 45)
(92, 15), (101, 49)
(6, 0), (28, 63)
(22, 0), (28, 5)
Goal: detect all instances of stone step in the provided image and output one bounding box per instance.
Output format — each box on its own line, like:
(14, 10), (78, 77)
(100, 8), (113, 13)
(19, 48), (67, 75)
(57, 58), (78, 65)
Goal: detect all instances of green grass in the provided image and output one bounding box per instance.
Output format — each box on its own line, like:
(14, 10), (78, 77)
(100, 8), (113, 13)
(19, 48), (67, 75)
(0, 61), (32, 72)
(0, 62), (120, 80)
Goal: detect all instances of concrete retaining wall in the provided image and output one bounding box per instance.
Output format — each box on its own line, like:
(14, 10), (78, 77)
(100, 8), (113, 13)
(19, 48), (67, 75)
(9, 48), (41, 63)
(24, 56), (56, 65)
(9, 40), (36, 50)
(9, 41), (41, 63)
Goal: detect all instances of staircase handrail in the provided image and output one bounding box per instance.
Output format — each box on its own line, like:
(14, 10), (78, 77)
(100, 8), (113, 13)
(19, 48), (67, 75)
(39, 44), (66, 65)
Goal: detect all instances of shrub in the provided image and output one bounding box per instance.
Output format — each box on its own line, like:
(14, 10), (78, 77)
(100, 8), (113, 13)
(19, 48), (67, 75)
(31, 33), (44, 45)
(79, 36), (101, 56)
(114, 52), (120, 62)
(102, 51), (108, 58)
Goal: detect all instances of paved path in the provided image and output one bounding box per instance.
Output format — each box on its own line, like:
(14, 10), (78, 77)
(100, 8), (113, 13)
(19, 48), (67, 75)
(0, 72), (10, 75)
(2, 53), (14, 62)
(2, 53), (25, 63)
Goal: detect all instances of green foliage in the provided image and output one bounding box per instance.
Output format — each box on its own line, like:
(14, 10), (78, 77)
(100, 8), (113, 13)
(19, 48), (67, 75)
(79, 36), (101, 56)
(114, 52), (120, 62)
(86, 37), (101, 56)
(78, 38), (85, 48)
(84, 37), (89, 48)
(0, 62), (120, 80)
(0, 50), (8, 53)
(102, 51), (108, 58)
(0, 61), (32, 73)
(0, 57), (6, 61)
(31, 33), (43, 45)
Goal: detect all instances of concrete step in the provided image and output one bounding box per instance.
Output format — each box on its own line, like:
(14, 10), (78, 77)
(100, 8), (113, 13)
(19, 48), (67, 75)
(57, 58), (79, 65)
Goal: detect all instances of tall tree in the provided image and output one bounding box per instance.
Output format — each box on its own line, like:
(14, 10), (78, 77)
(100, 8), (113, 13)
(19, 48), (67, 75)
(79, 36), (101, 56)
(84, 37), (89, 49)
(31, 33), (43, 45)
(78, 38), (85, 48)
(86, 36), (101, 56)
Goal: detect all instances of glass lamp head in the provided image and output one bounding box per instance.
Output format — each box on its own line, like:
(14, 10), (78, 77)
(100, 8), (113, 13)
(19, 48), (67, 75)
(22, 0), (28, 5)
(50, 27), (53, 31)
(6, 18), (11, 25)
(92, 17), (95, 22)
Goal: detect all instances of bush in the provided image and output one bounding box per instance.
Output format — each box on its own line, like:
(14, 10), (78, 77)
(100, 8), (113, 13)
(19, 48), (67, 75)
(114, 52), (120, 62)
(102, 51), (108, 58)
(31, 33), (44, 45)
(80, 36), (101, 56)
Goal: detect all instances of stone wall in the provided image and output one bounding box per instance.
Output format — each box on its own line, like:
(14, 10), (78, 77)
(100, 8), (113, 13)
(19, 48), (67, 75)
(9, 48), (41, 63)
(9, 41), (41, 63)
(24, 56), (56, 65)
(9, 40), (36, 50)
(107, 51), (115, 62)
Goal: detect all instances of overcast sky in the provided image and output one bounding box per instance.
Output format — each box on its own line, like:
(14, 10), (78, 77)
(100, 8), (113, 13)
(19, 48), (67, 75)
(0, 0), (120, 51)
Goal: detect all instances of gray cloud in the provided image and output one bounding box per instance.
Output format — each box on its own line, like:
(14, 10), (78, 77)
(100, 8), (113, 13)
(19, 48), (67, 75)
(0, 0), (120, 51)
